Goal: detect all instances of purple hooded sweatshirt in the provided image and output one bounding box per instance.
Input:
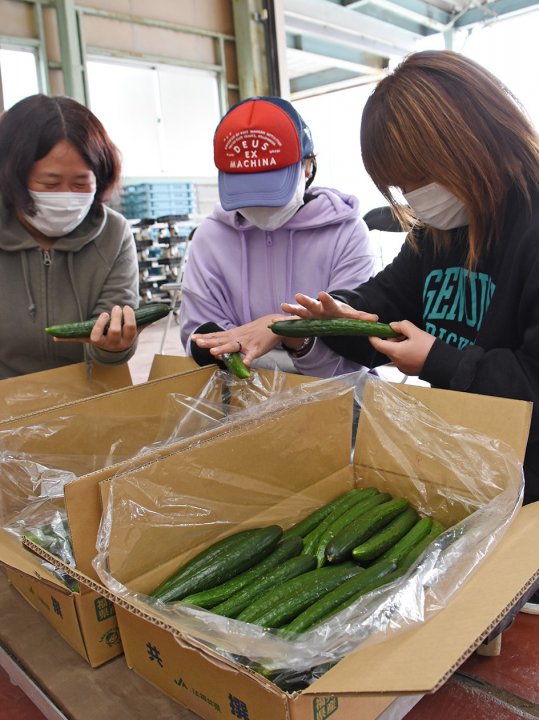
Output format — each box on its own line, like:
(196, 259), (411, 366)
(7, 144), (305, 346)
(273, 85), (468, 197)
(179, 186), (375, 378)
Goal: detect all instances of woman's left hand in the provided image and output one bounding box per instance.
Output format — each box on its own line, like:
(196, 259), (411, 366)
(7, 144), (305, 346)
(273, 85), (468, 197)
(90, 305), (138, 351)
(54, 305), (138, 351)
(369, 320), (436, 376)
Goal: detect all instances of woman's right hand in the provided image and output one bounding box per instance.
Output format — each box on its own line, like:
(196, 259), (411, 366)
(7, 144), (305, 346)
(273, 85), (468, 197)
(281, 291), (379, 322)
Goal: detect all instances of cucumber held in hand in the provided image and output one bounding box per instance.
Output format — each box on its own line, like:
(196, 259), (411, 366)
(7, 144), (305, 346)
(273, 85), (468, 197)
(44, 303), (170, 338)
(268, 318), (399, 339)
(222, 352), (251, 379)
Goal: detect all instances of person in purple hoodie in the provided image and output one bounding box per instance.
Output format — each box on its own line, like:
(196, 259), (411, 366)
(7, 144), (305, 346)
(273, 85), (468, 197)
(179, 96), (375, 377)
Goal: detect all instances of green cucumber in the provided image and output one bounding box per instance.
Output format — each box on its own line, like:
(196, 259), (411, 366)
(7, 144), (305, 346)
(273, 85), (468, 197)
(282, 558), (397, 634)
(237, 562), (363, 628)
(378, 517), (433, 565)
(45, 303), (170, 338)
(351, 507), (419, 563)
(268, 318), (399, 339)
(150, 525), (282, 602)
(212, 554), (317, 618)
(302, 487), (381, 557)
(221, 352), (250, 379)
(282, 488), (358, 540)
(181, 535), (303, 609)
(315, 492), (391, 567)
(399, 520), (446, 568)
(325, 497), (409, 565)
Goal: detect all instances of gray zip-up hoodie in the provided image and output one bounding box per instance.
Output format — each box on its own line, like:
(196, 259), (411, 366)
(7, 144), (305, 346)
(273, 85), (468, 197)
(0, 196), (139, 378)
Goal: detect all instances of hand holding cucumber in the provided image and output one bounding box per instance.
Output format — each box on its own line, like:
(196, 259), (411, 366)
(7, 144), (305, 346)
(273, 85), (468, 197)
(281, 291), (379, 324)
(192, 314), (291, 372)
(45, 303), (170, 352)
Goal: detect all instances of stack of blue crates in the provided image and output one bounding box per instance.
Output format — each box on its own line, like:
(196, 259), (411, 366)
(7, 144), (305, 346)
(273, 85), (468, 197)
(120, 182), (197, 220)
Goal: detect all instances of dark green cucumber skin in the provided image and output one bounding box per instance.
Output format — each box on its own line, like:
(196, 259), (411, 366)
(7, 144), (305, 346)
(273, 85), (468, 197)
(283, 558), (397, 634)
(351, 507), (419, 563)
(302, 488), (381, 557)
(282, 488), (358, 540)
(212, 554), (317, 619)
(221, 352), (250, 379)
(325, 497), (409, 565)
(181, 535), (303, 609)
(378, 517), (433, 565)
(236, 562), (363, 628)
(151, 525), (283, 603)
(268, 319), (399, 339)
(314, 492), (391, 567)
(398, 520), (446, 568)
(45, 303), (170, 338)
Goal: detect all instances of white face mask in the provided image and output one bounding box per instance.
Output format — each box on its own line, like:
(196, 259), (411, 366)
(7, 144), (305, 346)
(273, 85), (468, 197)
(403, 182), (469, 230)
(24, 190), (96, 237)
(238, 173), (307, 231)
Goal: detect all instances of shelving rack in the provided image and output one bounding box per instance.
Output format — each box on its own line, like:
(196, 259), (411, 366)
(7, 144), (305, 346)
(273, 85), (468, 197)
(132, 215), (196, 306)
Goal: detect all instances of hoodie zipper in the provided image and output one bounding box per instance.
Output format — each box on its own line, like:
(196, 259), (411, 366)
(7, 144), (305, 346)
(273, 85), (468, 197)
(41, 249), (53, 357)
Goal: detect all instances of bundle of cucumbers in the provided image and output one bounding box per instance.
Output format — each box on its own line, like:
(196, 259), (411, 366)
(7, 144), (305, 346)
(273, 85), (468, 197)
(149, 486), (446, 634)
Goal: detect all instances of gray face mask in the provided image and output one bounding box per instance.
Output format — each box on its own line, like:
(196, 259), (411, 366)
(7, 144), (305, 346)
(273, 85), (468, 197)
(238, 173), (307, 231)
(403, 182), (469, 230)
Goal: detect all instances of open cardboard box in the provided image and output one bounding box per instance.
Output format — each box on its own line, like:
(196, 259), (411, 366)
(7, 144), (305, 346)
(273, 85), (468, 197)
(0, 362), (132, 424)
(23, 378), (539, 718)
(1, 529), (120, 668)
(0, 363), (316, 666)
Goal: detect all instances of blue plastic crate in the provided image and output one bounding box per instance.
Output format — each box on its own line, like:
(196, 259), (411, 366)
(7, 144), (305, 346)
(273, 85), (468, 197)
(120, 182), (197, 219)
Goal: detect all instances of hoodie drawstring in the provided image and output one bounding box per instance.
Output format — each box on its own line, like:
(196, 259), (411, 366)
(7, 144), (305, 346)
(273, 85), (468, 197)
(68, 251), (92, 375)
(286, 230), (295, 305)
(240, 231), (252, 323)
(20, 251), (36, 319)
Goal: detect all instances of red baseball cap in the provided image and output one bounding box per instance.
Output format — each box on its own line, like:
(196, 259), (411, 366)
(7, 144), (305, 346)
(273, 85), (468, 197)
(214, 96), (314, 210)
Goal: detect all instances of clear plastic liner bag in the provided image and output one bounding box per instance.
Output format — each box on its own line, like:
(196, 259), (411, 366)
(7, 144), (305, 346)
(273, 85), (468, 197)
(0, 366), (295, 485)
(0, 455), (77, 588)
(93, 372), (525, 686)
(0, 366), (307, 587)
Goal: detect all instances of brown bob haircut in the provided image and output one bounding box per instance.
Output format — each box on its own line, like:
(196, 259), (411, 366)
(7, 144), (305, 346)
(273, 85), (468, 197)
(0, 94), (121, 215)
(361, 50), (539, 268)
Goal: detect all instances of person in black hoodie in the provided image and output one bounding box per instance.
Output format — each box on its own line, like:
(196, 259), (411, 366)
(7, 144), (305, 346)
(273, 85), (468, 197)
(280, 50), (539, 510)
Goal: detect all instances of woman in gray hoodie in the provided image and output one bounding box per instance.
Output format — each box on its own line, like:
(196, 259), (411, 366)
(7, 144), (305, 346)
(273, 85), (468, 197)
(0, 94), (139, 378)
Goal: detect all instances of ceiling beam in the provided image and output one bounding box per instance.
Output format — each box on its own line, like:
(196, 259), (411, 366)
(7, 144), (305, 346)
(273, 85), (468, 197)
(453, 0), (539, 27)
(284, 0), (419, 56)
(287, 32), (387, 71)
(351, 0), (450, 32)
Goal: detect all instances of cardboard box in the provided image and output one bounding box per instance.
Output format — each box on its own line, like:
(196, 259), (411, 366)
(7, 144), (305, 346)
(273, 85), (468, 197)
(0, 365), (316, 578)
(1, 531), (120, 668)
(0, 364), (317, 665)
(25, 379), (539, 718)
(0, 362), (132, 423)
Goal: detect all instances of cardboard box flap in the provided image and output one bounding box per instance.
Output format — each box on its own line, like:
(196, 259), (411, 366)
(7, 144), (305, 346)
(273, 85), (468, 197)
(306, 501), (539, 695)
(0, 527), (71, 593)
(0, 362), (132, 424)
(148, 354), (205, 380)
